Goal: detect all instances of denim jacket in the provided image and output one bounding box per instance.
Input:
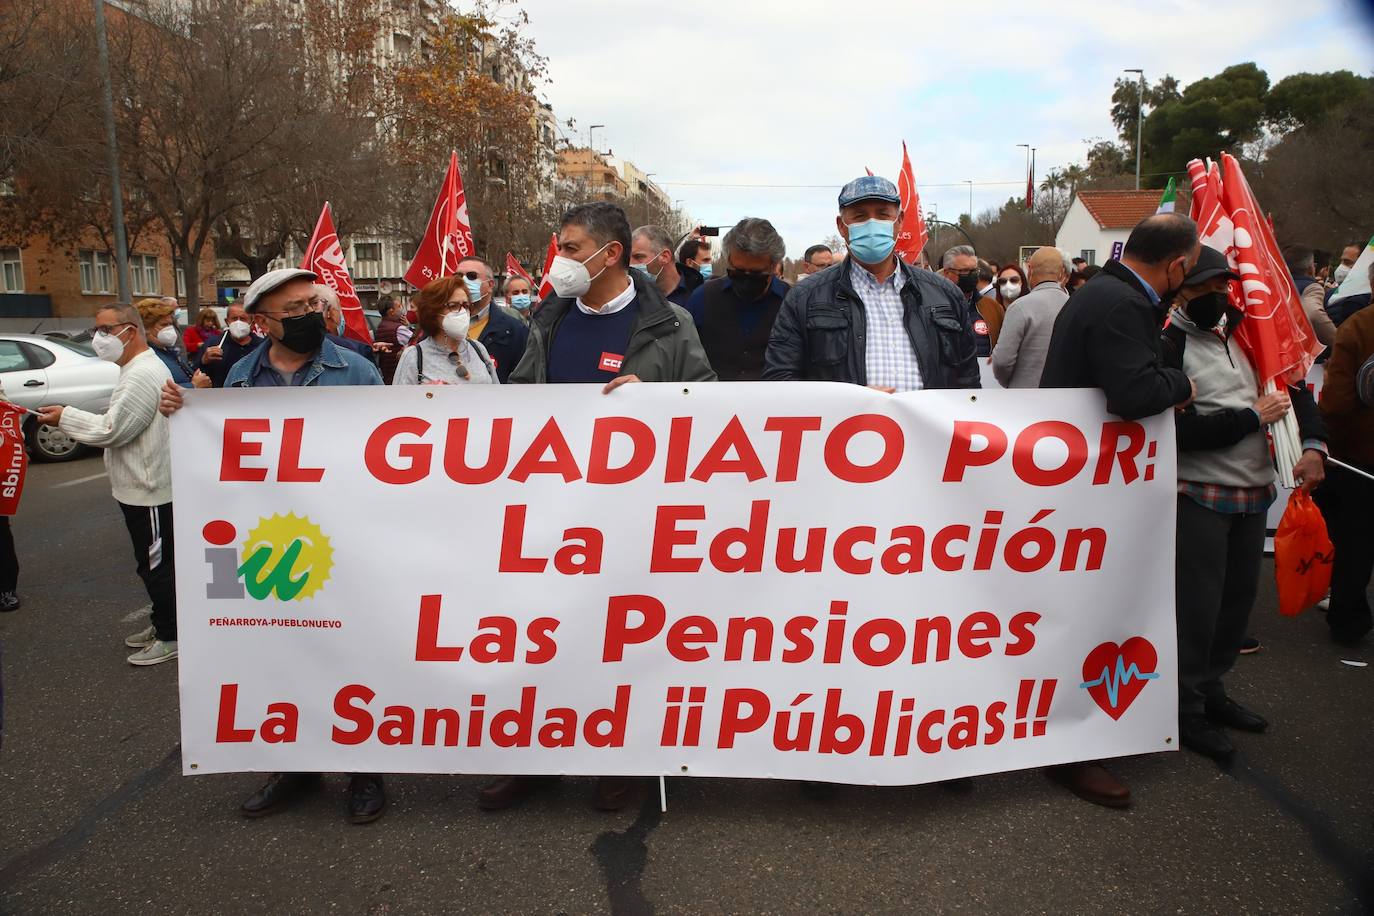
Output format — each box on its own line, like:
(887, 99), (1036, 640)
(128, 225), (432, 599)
(225, 337), (383, 388)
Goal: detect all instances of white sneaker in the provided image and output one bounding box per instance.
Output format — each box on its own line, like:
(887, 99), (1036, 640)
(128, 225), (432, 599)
(127, 639), (178, 666)
(125, 625), (157, 649)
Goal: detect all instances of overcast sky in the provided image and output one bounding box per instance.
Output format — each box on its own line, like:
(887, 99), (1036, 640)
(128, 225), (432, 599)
(516, 0), (1373, 257)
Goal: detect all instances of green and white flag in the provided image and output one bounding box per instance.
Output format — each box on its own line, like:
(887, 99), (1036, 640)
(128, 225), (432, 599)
(1155, 177), (1177, 214)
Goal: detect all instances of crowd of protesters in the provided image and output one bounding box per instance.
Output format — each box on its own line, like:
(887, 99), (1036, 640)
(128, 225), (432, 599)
(17, 175), (1373, 824)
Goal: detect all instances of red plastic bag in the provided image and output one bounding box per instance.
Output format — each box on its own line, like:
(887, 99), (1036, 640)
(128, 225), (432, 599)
(1273, 489), (1334, 616)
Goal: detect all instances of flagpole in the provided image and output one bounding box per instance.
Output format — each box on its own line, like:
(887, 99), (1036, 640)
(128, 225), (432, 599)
(1329, 456), (1374, 484)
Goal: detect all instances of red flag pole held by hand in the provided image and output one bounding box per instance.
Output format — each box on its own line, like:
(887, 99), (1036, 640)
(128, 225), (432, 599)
(300, 202), (373, 344)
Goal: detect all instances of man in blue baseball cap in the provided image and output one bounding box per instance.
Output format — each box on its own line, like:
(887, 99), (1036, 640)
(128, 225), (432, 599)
(763, 175), (979, 391)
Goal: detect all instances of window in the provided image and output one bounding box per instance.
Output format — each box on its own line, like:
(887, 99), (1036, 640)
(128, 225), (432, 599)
(400, 242), (417, 262)
(79, 249), (113, 294)
(393, 32), (412, 56)
(354, 242), (381, 261)
(132, 254), (159, 295)
(0, 248), (22, 292)
(1080, 249), (1096, 266)
(0, 341), (32, 373)
(174, 258), (187, 297)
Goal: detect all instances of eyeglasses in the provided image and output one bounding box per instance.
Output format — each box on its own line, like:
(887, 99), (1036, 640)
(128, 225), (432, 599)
(996, 278), (1020, 286)
(948, 268), (979, 278)
(462, 271), (483, 281)
(442, 300), (469, 312)
(259, 296), (324, 319)
(445, 350), (470, 380)
(726, 268), (772, 280)
(90, 322), (132, 336)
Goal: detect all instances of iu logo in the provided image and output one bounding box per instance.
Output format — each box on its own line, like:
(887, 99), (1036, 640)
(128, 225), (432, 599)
(202, 513), (334, 602)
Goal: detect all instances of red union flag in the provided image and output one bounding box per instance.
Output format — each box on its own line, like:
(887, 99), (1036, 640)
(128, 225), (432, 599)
(404, 151), (474, 290)
(895, 141), (928, 265)
(537, 233), (558, 301)
(0, 402), (28, 516)
(505, 252), (533, 286)
(300, 202), (373, 344)
(1215, 154), (1320, 385)
(1186, 158), (1232, 251)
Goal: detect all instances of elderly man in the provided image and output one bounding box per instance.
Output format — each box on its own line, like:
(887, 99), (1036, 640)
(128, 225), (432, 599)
(36, 303), (177, 666)
(1040, 213), (1199, 807)
(1163, 247), (1327, 760)
(159, 267), (385, 824)
(685, 217), (790, 381)
(764, 175), (979, 391)
(991, 247), (1071, 388)
(456, 255), (528, 383)
(799, 244), (835, 279)
(631, 224), (703, 309)
(195, 301), (264, 388)
(312, 283), (378, 364)
(940, 246), (1004, 357)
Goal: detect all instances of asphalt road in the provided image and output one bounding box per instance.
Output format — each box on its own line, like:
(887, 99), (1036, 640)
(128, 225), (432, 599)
(0, 454), (1371, 915)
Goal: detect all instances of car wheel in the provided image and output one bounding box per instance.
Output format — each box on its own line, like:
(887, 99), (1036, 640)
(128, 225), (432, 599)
(27, 418), (88, 462)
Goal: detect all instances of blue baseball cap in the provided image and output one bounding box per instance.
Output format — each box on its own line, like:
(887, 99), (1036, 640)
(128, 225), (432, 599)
(838, 175), (900, 209)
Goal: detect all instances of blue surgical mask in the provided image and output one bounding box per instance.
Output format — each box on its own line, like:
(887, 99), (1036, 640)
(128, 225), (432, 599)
(697, 263), (713, 280)
(845, 219), (897, 265)
(510, 293), (532, 311)
(337, 316), (346, 335)
(464, 278), (484, 303)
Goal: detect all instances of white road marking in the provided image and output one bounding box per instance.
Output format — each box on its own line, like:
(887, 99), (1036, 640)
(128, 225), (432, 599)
(122, 604), (152, 622)
(53, 472), (108, 489)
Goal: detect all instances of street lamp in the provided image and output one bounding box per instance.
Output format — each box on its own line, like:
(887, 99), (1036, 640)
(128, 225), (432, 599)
(965, 180), (973, 219)
(1124, 69), (1143, 190)
(589, 124), (605, 153)
(1017, 143), (1032, 211)
(93, 0), (131, 302)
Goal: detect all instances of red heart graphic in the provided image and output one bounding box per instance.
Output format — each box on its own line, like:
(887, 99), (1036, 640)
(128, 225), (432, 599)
(1080, 637), (1159, 720)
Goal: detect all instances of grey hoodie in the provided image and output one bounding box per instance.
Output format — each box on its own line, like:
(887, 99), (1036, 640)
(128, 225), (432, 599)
(1169, 309), (1273, 488)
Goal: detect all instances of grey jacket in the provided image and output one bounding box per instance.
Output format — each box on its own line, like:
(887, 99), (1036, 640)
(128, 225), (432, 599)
(509, 268), (716, 384)
(991, 280), (1069, 388)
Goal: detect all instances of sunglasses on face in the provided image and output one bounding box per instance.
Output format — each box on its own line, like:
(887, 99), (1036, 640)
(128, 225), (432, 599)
(462, 271), (483, 281)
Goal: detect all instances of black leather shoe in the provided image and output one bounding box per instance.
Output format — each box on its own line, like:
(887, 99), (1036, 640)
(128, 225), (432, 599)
(240, 772), (321, 818)
(347, 774), (386, 824)
(1181, 713), (1235, 762)
(1205, 696), (1268, 733)
(592, 776), (639, 811)
(478, 775), (559, 811)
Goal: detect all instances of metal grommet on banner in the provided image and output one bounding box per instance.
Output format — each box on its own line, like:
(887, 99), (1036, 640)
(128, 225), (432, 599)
(680, 764), (688, 772)
(190, 763), (198, 770)
(682, 388), (690, 395)
(970, 395), (978, 402)
(1165, 737), (1173, 745)
(425, 391), (434, 399)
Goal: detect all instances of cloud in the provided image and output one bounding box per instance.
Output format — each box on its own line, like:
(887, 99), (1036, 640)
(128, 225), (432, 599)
(520, 0), (1373, 256)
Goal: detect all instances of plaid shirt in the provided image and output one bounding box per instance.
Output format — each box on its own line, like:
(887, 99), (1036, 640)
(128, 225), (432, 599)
(850, 262), (923, 391)
(1178, 480), (1276, 515)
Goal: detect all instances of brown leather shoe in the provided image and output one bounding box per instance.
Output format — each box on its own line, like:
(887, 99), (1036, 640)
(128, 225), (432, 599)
(477, 775), (559, 811)
(592, 776), (639, 811)
(1046, 761), (1131, 808)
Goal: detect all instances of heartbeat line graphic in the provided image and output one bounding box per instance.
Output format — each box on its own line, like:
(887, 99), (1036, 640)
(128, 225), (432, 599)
(1079, 658), (1160, 708)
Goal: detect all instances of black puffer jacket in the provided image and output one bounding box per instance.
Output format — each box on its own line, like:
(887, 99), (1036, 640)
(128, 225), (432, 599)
(762, 256), (980, 389)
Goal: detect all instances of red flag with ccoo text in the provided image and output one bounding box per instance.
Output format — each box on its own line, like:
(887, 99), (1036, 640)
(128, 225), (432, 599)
(537, 233), (558, 301)
(895, 141), (928, 264)
(505, 252), (533, 286)
(0, 403), (28, 516)
(404, 151), (474, 291)
(300, 202), (372, 344)
(1218, 153), (1320, 385)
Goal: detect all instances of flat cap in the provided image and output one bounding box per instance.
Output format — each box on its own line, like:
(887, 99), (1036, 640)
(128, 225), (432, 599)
(243, 268), (318, 312)
(838, 175), (900, 209)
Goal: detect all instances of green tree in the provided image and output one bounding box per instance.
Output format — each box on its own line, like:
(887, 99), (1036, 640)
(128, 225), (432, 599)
(1265, 70), (1374, 132)
(1110, 75), (1181, 158)
(1140, 63), (1270, 175)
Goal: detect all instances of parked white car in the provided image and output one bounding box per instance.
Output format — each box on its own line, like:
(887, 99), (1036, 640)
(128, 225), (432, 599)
(1, 333), (119, 462)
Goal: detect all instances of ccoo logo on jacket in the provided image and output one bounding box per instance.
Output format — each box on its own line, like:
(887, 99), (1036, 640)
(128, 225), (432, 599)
(202, 513), (334, 602)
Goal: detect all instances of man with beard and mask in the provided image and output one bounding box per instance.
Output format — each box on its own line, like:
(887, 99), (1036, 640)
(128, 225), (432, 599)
(940, 245), (1004, 357)
(685, 217), (790, 381)
(487, 202), (713, 814)
(195, 301), (266, 388)
(157, 267), (385, 824)
(1038, 213), (1199, 808)
(631, 225), (704, 309)
(679, 237), (714, 284)
(764, 175), (979, 391)
(456, 255), (528, 383)
(1161, 246), (1326, 760)
(36, 302), (177, 666)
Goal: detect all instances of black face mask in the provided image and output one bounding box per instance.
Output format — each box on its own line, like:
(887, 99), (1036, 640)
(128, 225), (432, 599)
(1185, 291), (1227, 330)
(277, 311), (326, 354)
(731, 272), (771, 302)
(957, 272), (981, 296)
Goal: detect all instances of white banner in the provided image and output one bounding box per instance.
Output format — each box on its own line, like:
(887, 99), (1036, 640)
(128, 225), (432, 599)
(171, 383), (1178, 784)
